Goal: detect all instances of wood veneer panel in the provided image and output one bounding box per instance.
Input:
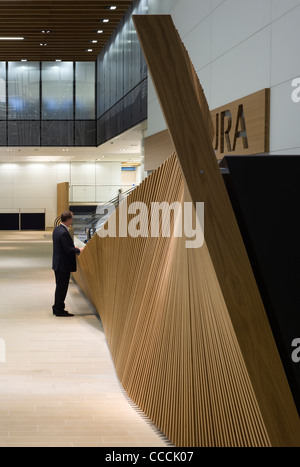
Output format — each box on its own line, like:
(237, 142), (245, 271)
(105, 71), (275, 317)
(211, 89), (270, 158)
(132, 15), (300, 446)
(57, 182), (69, 218)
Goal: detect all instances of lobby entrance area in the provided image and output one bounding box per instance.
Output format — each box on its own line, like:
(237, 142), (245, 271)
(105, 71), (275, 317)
(0, 231), (167, 447)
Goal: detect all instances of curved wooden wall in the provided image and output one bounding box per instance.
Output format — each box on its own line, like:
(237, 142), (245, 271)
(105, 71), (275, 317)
(73, 15), (300, 447)
(74, 153), (298, 447)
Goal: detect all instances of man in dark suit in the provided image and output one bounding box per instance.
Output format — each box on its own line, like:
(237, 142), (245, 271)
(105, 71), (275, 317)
(52, 211), (83, 317)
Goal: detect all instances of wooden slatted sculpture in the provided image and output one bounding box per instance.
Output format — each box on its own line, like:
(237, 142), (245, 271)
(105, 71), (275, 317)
(74, 15), (300, 447)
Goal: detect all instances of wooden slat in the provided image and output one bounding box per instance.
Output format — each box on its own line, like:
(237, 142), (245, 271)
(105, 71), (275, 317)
(132, 14), (300, 446)
(57, 182), (69, 218)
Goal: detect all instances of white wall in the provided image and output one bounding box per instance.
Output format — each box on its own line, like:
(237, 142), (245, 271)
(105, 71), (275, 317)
(70, 162), (122, 205)
(0, 161), (122, 228)
(148, 0), (300, 154)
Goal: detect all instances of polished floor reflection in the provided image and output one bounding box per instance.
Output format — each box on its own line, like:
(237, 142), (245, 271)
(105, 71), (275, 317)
(0, 231), (167, 447)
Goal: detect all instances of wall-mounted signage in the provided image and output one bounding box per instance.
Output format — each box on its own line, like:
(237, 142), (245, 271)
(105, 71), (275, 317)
(145, 89), (271, 171)
(211, 89), (270, 159)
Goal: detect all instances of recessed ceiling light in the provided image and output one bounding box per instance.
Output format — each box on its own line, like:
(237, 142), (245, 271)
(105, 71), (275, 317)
(21, 59), (27, 62)
(56, 59), (62, 62)
(102, 19), (110, 23)
(91, 40), (98, 44)
(97, 30), (103, 34)
(0, 37), (24, 40)
(40, 43), (48, 46)
(109, 6), (117, 9)
(86, 49), (93, 52)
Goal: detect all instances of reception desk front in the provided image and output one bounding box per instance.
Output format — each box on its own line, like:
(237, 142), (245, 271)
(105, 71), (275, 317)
(73, 153), (300, 448)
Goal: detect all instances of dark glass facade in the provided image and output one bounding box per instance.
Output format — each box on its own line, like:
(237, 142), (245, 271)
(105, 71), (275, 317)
(96, 0), (148, 145)
(0, 0), (148, 148)
(0, 61), (96, 147)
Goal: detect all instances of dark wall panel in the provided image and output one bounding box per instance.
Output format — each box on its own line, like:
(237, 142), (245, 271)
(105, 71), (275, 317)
(41, 121), (74, 146)
(75, 121), (96, 146)
(0, 121), (6, 146)
(223, 155), (300, 415)
(21, 213), (45, 230)
(8, 121), (40, 146)
(0, 214), (19, 230)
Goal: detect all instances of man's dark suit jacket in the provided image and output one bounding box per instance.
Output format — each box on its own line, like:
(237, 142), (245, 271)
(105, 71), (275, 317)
(52, 224), (80, 273)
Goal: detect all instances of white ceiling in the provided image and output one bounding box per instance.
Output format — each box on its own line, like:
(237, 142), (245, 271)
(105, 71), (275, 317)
(0, 121), (147, 164)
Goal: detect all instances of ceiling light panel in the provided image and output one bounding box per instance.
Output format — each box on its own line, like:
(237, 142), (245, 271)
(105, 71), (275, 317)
(0, 37), (24, 40)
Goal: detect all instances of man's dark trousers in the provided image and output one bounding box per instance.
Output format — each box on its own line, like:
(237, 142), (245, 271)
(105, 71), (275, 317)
(53, 271), (71, 314)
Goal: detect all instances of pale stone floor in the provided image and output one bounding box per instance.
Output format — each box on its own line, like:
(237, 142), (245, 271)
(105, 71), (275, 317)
(0, 231), (168, 447)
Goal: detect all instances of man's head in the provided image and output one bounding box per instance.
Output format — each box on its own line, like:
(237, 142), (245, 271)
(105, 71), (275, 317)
(61, 211), (74, 227)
